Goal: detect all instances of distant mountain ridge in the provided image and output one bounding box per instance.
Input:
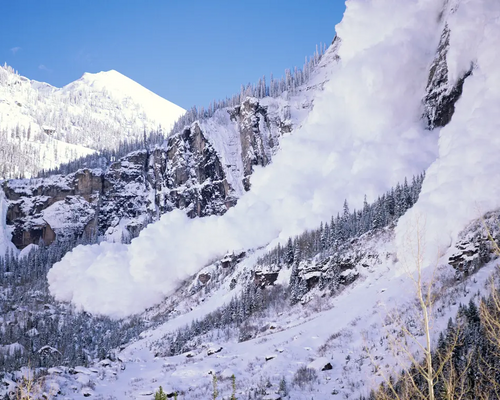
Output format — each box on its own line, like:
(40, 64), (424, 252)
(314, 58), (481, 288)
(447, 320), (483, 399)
(0, 65), (185, 178)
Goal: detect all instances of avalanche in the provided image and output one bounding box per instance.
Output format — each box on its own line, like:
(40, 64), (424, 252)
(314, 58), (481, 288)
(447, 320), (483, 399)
(48, 0), (479, 318)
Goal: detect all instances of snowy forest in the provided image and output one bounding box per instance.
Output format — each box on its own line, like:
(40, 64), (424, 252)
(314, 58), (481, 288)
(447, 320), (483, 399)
(0, 64), (160, 150)
(0, 126), (92, 179)
(365, 292), (500, 400)
(0, 63), (176, 179)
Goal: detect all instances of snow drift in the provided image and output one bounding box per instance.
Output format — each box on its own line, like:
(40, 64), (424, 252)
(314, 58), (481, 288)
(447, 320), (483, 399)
(48, 0), (448, 318)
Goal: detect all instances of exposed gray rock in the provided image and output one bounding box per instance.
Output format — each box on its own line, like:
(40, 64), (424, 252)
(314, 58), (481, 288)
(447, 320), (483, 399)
(424, 24), (473, 129)
(207, 346), (223, 356)
(198, 273), (211, 285)
(254, 271), (279, 287)
(229, 97), (283, 191)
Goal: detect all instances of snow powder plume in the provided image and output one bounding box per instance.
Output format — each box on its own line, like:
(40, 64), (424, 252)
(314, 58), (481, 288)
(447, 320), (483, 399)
(396, 0), (500, 268)
(48, 0), (446, 318)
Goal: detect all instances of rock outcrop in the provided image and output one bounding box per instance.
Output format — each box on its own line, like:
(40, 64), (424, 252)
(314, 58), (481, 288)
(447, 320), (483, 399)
(447, 211), (499, 278)
(2, 97), (289, 249)
(229, 98), (285, 190)
(423, 24), (473, 129)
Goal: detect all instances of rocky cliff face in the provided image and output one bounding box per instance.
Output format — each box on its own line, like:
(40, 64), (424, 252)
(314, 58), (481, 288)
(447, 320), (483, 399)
(3, 170), (100, 248)
(423, 22), (473, 129)
(2, 97), (290, 249)
(229, 97), (285, 190)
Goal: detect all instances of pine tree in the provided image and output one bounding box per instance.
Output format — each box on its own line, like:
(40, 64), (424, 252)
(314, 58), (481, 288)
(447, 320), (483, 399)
(154, 386), (167, 400)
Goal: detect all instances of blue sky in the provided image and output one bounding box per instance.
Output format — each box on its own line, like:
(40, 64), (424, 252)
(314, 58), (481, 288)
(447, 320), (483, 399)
(1, 1), (346, 110)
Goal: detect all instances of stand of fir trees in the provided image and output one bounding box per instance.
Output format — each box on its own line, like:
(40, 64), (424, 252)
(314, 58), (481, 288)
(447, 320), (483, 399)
(362, 224), (500, 400)
(38, 128), (167, 177)
(0, 125), (166, 179)
(261, 174), (424, 303)
(168, 42), (328, 137)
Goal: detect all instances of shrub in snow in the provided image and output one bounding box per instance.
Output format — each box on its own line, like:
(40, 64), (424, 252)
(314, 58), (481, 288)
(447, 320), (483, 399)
(292, 366), (318, 389)
(279, 376), (289, 397)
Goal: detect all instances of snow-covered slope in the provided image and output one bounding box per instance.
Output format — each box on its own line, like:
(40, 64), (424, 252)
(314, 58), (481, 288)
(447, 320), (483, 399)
(0, 65), (185, 178)
(61, 70), (185, 132)
(40, 0), (500, 392)
(19, 215), (499, 399)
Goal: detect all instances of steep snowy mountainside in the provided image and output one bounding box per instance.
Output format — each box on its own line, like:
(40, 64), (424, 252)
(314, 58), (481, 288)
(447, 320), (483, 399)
(3, 0), (500, 398)
(29, 211), (499, 399)
(0, 65), (185, 178)
(0, 130), (95, 180)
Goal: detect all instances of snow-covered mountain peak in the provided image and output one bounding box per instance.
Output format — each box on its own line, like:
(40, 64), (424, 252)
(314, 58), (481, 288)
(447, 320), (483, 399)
(65, 69), (186, 130)
(77, 69), (141, 89)
(82, 69), (121, 78)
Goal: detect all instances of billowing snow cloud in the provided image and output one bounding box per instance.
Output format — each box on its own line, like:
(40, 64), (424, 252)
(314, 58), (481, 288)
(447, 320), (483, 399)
(48, 0), (445, 318)
(396, 0), (500, 267)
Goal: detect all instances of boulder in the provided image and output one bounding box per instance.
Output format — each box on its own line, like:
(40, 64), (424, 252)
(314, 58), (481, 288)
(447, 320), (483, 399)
(307, 357), (333, 372)
(207, 346), (223, 356)
(198, 273), (211, 284)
